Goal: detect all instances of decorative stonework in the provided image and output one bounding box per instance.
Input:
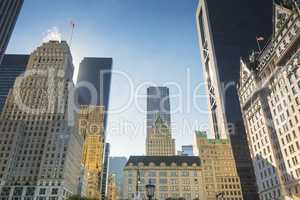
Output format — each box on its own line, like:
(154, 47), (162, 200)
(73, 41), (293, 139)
(238, 3), (300, 200)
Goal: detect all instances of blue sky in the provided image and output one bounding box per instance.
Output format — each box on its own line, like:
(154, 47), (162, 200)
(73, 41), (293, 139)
(7, 0), (209, 157)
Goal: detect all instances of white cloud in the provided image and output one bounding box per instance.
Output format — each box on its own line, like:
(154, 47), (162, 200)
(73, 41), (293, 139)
(43, 26), (61, 42)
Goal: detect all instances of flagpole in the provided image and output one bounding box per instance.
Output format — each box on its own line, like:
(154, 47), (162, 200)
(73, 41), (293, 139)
(69, 21), (75, 47)
(256, 37), (262, 52)
(293, 0), (300, 16)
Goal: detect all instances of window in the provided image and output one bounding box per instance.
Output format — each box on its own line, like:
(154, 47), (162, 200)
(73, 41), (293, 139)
(159, 171), (167, 177)
(193, 171), (198, 177)
(181, 171), (189, 177)
(170, 171), (178, 177)
(39, 188), (46, 195)
(159, 186), (168, 192)
(198, 10), (207, 46)
(148, 171), (156, 177)
(51, 188), (58, 195)
(159, 179), (168, 184)
(128, 178), (132, 185)
(148, 178), (156, 184)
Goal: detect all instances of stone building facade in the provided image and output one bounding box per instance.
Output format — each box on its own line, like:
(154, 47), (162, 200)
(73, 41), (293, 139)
(238, 2), (300, 200)
(0, 41), (83, 200)
(123, 156), (204, 200)
(107, 174), (118, 200)
(194, 131), (244, 200)
(79, 105), (105, 199)
(146, 116), (175, 156)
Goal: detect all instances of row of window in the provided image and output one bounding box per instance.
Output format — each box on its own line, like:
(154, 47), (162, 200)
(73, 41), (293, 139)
(128, 170), (198, 178)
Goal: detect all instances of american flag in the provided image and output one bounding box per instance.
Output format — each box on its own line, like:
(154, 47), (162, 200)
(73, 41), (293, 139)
(256, 36), (264, 41)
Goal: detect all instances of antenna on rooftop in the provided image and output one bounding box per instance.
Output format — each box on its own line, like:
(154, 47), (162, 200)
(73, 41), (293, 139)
(69, 21), (75, 47)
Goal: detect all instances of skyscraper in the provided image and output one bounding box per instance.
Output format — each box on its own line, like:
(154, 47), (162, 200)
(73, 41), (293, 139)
(0, 54), (29, 112)
(76, 58), (112, 200)
(196, 0), (273, 199)
(0, 0), (24, 64)
(0, 41), (83, 200)
(195, 131), (244, 200)
(108, 157), (127, 198)
(107, 174), (118, 200)
(238, 2), (300, 199)
(76, 57), (112, 129)
(146, 115), (175, 156)
(79, 105), (105, 199)
(146, 87), (175, 156)
(147, 87), (171, 132)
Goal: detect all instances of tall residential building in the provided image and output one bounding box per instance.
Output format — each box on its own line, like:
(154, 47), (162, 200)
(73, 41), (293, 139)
(147, 87), (171, 132)
(0, 41), (83, 200)
(76, 57), (112, 129)
(107, 174), (118, 200)
(146, 115), (175, 156)
(194, 131), (244, 200)
(79, 105), (105, 199)
(0, 0), (23, 64)
(101, 143), (110, 200)
(109, 157), (127, 198)
(123, 156), (205, 200)
(238, 2), (300, 200)
(0, 54), (29, 112)
(195, 0), (274, 199)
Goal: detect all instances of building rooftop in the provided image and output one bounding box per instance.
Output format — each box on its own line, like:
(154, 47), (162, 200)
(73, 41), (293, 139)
(195, 130), (208, 138)
(125, 156), (201, 167)
(195, 131), (229, 144)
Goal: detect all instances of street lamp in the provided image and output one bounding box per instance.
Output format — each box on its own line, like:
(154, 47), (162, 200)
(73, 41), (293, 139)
(145, 182), (155, 200)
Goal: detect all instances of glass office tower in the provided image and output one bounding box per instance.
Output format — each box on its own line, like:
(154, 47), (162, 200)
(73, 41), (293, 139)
(196, 0), (273, 199)
(76, 57), (112, 129)
(146, 86), (171, 132)
(0, 54), (28, 112)
(0, 0), (24, 64)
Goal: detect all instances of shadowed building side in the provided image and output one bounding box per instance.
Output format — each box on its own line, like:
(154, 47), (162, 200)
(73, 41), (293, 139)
(196, 0), (274, 199)
(0, 40), (83, 200)
(147, 87), (171, 133)
(76, 57), (112, 130)
(238, 2), (300, 199)
(0, 54), (29, 112)
(108, 157), (127, 198)
(0, 0), (24, 64)
(101, 143), (110, 200)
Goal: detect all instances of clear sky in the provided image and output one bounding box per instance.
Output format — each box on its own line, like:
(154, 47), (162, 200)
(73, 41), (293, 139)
(7, 0), (210, 157)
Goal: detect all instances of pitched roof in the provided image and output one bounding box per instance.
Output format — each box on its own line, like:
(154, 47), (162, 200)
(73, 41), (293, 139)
(154, 114), (168, 129)
(125, 156), (201, 167)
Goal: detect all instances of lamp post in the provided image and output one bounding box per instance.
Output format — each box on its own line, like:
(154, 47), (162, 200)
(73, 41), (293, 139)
(145, 182), (155, 200)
